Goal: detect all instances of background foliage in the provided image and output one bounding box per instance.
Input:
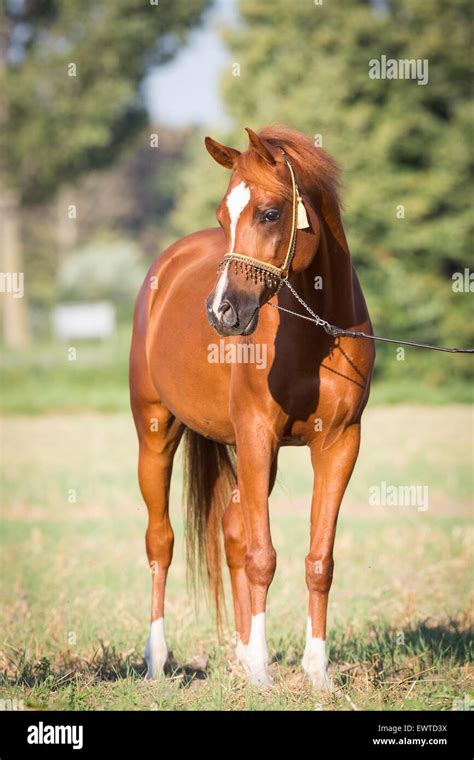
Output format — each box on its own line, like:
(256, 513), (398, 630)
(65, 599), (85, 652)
(1, 0), (473, 403)
(1, 0), (209, 202)
(168, 0), (474, 386)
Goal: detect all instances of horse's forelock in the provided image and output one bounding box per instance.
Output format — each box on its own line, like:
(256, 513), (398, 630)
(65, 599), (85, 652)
(239, 125), (342, 210)
(236, 149), (291, 201)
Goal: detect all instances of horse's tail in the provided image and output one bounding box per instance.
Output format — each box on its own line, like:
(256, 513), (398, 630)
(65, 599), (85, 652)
(182, 428), (236, 630)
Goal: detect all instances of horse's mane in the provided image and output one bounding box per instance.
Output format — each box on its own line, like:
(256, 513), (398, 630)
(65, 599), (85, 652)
(238, 124), (342, 210)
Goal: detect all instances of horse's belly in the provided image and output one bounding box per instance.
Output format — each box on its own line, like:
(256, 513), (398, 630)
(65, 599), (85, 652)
(165, 389), (236, 445)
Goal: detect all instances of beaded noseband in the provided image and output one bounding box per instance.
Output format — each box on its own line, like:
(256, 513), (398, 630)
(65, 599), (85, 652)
(216, 152), (309, 291)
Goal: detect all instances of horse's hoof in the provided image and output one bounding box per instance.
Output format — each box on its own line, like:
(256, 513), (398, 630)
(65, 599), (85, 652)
(248, 669), (273, 689)
(144, 619), (168, 680)
(144, 657), (167, 681)
(236, 641), (273, 688)
(302, 664), (333, 692)
(145, 660), (167, 681)
(144, 644), (167, 680)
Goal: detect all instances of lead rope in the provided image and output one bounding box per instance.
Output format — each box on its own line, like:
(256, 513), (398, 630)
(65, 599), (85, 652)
(267, 279), (474, 354)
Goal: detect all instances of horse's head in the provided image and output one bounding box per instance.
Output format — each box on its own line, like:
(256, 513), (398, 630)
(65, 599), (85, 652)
(204, 127), (321, 337)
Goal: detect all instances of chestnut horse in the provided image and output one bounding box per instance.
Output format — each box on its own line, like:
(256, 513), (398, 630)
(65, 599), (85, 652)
(130, 126), (374, 689)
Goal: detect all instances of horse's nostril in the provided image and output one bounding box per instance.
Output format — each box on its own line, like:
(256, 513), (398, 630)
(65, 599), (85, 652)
(218, 300), (231, 314)
(218, 300), (238, 327)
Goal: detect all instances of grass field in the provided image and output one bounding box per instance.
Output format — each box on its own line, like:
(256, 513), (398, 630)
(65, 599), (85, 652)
(1, 406), (472, 711)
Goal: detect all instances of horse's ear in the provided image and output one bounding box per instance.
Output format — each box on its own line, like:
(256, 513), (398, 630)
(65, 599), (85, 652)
(205, 136), (241, 169)
(245, 127), (277, 166)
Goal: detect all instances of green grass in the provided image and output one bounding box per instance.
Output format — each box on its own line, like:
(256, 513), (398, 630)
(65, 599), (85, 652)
(1, 331), (472, 414)
(369, 379), (473, 405)
(0, 331), (132, 415)
(1, 406), (472, 710)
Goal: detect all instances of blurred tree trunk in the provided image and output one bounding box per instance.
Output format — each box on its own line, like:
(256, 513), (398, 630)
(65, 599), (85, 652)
(0, 14), (29, 347)
(56, 185), (78, 261)
(0, 186), (30, 347)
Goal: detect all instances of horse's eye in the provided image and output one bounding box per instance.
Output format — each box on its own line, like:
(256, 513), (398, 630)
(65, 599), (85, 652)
(262, 209), (280, 223)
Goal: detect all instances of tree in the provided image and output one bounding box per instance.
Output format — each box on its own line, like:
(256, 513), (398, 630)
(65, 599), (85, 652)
(0, 0), (210, 345)
(19, 124), (193, 313)
(170, 0), (473, 383)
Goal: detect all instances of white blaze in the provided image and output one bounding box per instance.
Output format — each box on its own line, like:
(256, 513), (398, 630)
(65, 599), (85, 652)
(211, 262), (229, 317)
(212, 181), (251, 316)
(226, 181), (251, 255)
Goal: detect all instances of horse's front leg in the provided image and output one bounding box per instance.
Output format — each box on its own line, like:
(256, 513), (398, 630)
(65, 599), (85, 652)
(231, 422), (277, 687)
(223, 456), (278, 669)
(304, 423), (361, 690)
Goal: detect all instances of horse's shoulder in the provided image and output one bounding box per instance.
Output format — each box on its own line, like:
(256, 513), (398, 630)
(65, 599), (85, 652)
(134, 227), (225, 320)
(157, 227), (225, 267)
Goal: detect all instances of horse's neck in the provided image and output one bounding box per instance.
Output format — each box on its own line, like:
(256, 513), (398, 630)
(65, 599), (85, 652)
(296, 201), (356, 327)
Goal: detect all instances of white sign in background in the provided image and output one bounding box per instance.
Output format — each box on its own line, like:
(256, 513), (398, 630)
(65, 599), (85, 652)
(52, 301), (116, 340)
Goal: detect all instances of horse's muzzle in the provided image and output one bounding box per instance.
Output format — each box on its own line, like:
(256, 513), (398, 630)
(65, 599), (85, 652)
(205, 297), (259, 337)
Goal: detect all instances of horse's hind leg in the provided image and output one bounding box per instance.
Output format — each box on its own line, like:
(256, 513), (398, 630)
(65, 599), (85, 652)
(304, 424), (361, 690)
(223, 499), (251, 644)
(132, 398), (183, 679)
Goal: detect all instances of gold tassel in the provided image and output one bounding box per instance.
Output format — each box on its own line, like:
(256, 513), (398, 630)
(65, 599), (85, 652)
(296, 193), (310, 229)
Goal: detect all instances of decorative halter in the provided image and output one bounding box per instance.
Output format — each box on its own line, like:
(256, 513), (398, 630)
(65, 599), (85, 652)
(216, 151), (310, 291)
